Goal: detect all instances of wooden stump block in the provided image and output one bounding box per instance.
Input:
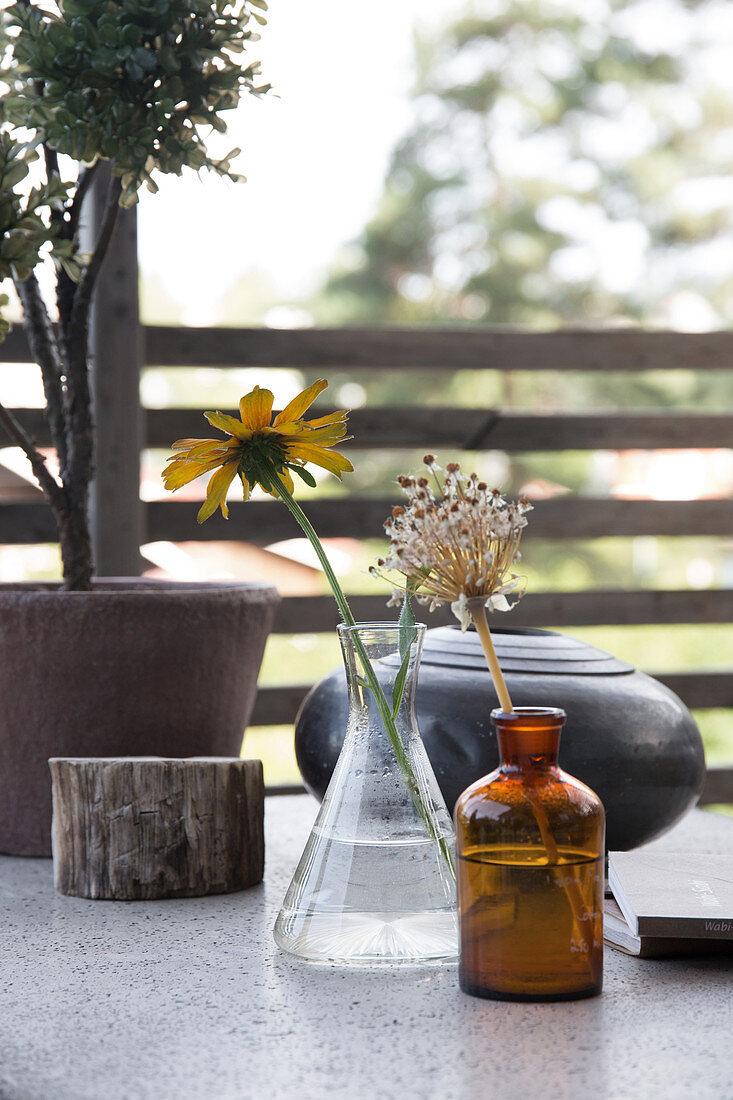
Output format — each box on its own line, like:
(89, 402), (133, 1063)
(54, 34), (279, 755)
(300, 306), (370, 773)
(49, 757), (264, 899)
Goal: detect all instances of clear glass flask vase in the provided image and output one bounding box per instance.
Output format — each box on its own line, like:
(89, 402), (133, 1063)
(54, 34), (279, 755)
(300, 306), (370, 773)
(274, 622), (458, 965)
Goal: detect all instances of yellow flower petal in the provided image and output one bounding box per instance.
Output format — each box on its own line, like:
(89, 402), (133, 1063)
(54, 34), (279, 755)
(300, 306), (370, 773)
(163, 454), (230, 490)
(261, 421), (305, 438)
(170, 437), (225, 452)
(163, 465), (202, 491)
(197, 460), (240, 523)
(303, 410), (349, 430)
(273, 379), (328, 427)
(239, 386), (274, 431)
(169, 440), (238, 463)
(240, 473), (252, 502)
(204, 411), (254, 440)
(300, 424), (351, 446)
(287, 443), (354, 478)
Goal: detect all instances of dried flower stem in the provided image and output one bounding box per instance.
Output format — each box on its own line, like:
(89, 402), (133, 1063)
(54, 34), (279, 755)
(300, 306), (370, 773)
(526, 793), (592, 946)
(470, 606), (592, 949)
(468, 601), (513, 713)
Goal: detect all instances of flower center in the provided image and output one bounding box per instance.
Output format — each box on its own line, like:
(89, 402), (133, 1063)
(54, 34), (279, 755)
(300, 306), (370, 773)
(239, 431), (288, 486)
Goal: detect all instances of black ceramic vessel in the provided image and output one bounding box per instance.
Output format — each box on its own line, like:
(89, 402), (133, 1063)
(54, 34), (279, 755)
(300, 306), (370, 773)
(295, 626), (706, 851)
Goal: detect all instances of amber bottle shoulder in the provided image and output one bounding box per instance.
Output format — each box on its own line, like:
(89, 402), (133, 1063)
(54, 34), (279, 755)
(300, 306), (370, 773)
(455, 766), (604, 821)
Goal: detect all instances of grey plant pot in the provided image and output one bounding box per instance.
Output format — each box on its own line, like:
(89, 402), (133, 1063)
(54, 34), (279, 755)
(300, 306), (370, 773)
(0, 578), (280, 856)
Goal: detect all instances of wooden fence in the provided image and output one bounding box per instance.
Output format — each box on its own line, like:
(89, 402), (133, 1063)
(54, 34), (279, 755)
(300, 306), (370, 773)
(1, 322), (732, 802)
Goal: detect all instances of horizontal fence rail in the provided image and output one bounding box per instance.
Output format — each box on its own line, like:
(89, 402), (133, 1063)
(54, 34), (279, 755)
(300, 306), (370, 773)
(150, 497), (733, 542)
(149, 409), (733, 452)
(3, 324), (733, 370)
(141, 326), (733, 371)
(269, 591), (733, 632)
(12, 407), (733, 452)
(3, 497), (733, 544)
(699, 767), (733, 804)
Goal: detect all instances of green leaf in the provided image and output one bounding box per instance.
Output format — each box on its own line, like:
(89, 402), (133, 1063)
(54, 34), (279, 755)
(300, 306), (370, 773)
(391, 587), (418, 717)
(0, 0), (271, 205)
(391, 647), (412, 719)
(57, 255), (82, 281)
(287, 464), (317, 488)
(398, 587), (417, 655)
(131, 46), (157, 71)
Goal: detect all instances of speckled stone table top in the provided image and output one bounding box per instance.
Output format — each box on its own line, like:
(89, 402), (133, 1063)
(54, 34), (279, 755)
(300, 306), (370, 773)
(0, 797), (731, 1100)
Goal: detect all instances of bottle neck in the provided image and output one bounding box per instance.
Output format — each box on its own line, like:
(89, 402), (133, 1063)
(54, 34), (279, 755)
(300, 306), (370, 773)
(492, 708), (565, 771)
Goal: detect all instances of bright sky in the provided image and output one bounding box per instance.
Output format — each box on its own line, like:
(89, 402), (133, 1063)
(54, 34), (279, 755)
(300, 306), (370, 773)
(137, 0), (448, 319)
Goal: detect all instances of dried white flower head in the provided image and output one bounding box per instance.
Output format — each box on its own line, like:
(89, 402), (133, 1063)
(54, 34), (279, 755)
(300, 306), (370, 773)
(371, 457), (532, 632)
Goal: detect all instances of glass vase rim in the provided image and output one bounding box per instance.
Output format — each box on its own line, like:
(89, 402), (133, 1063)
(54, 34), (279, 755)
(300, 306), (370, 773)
(491, 706), (566, 724)
(336, 621), (427, 636)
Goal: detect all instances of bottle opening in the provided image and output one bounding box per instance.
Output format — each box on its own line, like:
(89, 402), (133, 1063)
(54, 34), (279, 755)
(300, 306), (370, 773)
(491, 706), (566, 724)
(337, 621), (427, 635)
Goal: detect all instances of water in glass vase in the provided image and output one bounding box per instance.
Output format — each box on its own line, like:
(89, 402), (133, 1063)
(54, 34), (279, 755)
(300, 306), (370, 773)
(458, 845), (603, 1001)
(275, 830), (457, 964)
(273, 623), (458, 966)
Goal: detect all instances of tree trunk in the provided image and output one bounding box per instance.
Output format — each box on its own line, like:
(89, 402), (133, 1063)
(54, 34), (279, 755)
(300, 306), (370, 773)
(56, 493), (93, 591)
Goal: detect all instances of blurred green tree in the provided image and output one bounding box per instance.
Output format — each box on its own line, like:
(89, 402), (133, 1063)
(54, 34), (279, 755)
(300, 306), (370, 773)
(318, 0), (733, 339)
(307, 0), (733, 596)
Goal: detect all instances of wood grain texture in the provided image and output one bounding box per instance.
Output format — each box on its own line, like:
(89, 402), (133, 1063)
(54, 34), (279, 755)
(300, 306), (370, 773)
(3, 324), (733, 370)
(139, 326), (733, 371)
(699, 767), (733, 804)
(0, 327), (32, 361)
(87, 201), (143, 577)
(11, 407), (733, 452)
(50, 757), (264, 899)
(149, 408), (733, 452)
(0, 502), (59, 542)
(268, 590), (733, 635)
(144, 496), (733, 545)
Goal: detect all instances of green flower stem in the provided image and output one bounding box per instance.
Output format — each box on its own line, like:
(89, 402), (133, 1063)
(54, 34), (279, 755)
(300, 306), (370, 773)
(268, 473), (455, 881)
(267, 475), (356, 627)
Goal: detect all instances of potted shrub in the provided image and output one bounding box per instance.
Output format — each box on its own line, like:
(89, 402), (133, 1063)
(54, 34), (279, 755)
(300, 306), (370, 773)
(0, 0), (280, 855)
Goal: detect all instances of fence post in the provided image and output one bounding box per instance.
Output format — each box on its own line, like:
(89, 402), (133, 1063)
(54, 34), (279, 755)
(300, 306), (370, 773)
(85, 171), (144, 577)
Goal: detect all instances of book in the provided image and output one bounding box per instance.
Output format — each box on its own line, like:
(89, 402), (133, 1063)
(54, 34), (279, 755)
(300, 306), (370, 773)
(603, 897), (733, 958)
(608, 851), (733, 939)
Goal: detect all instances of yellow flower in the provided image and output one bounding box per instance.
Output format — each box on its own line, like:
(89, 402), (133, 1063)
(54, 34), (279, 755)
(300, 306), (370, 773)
(162, 379), (353, 522)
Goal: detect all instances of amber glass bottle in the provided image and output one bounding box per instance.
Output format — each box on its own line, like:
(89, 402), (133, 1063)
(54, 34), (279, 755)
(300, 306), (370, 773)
(455, 707), (604, 1002)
